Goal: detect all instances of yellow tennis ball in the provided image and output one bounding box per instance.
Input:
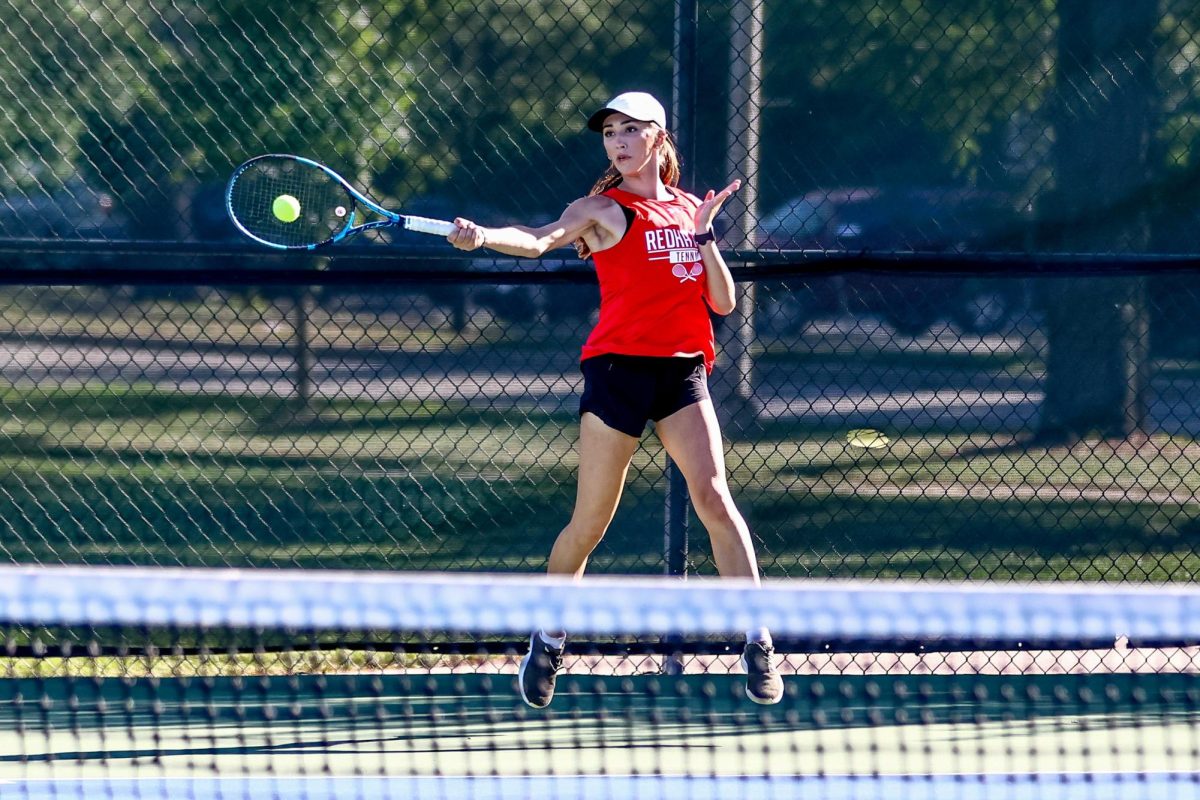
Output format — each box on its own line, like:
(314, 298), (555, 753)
(272, 194), (301, 223)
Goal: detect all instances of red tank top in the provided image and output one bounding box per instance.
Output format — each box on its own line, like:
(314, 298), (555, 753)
(580, 185), (716, 372)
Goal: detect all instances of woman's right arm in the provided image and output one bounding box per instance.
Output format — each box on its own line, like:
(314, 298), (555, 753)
(447, 195), (612, 258)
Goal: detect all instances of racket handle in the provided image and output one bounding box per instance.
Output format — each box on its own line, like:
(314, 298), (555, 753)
(402, 215), (456, 237)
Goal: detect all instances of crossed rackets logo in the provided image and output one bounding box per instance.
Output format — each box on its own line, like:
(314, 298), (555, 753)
(672, 263), (703, 283)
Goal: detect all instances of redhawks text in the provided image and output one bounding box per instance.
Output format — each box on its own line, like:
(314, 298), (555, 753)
(644, 227), (696, 252)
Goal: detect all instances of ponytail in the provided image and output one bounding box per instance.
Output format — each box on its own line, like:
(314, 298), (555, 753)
(575, 128), (681, 260)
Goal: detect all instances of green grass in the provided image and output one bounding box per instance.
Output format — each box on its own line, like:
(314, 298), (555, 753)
(1, 375), (1199, 580)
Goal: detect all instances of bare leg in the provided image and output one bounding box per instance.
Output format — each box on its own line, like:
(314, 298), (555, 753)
(654, 399), (760, 582)
(655, 398), (784, 705)
(547, 412), (641, 578)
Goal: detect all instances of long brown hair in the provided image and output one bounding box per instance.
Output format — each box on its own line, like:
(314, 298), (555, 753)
(575, 127), (681, 260)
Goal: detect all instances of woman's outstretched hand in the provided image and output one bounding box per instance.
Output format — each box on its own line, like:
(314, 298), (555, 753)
(448, 218), (487, 251)
(694, 179), (741, 237)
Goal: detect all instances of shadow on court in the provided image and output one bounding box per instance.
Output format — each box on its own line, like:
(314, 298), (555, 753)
(1, 672), (1197, 780)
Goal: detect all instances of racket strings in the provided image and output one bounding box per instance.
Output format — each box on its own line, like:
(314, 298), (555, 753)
(229, 158), (351, 248)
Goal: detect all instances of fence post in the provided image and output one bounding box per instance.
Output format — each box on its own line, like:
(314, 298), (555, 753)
(291, 286), (315, 418)
(717, 0), (764, 436)
(665, 0), (700, 585)
(661, 0), (701, 676)
(666, 0), (699, 583)
(667, 0), (700, 582)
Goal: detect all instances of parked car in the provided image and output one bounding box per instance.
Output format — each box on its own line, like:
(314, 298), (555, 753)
(187, 180), (241, 247)
(753, 186), (1029, 335)
(175, 183), (465, 312)
(347, 198), (603, 329)
(0, 178), (128, 268)
(1146, 196), (1200, 359)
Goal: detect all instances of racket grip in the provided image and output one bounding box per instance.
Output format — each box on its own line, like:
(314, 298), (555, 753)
(403, 215), (456, 237)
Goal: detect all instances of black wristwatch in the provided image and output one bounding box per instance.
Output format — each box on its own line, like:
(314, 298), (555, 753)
(694, 228), (716, 245)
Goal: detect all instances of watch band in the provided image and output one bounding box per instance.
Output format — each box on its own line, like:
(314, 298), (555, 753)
(694, 228), (716, 245)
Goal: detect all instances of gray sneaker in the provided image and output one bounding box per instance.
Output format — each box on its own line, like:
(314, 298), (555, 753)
(741, 641), (783, 704)
(519, 632), (565, 708)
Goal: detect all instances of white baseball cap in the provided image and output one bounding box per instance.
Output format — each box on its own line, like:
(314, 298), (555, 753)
(587, 91), (668, 132)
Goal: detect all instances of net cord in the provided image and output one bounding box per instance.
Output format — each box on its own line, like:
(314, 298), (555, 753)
(2, 565), (1199, 642)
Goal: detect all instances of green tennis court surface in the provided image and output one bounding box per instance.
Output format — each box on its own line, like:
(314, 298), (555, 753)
(3, 672), (1197, 781)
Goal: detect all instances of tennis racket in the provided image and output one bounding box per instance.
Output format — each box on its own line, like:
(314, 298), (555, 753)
(225, 154), (456, 250)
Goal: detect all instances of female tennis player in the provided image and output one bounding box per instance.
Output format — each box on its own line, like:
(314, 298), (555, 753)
(448, 91), (782, 708)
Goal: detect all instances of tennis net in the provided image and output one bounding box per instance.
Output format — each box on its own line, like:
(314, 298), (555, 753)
(1, 565), (1199, 799)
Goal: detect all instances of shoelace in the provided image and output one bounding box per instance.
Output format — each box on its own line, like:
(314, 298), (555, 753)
(745, 643), (775, 672)
(538, 642), (565, 674)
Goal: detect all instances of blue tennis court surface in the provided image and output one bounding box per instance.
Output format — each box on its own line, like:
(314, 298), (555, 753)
(6, 774), (1200, 800)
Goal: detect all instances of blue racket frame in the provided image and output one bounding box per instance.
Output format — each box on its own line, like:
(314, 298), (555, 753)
(226, 154), (455, 250)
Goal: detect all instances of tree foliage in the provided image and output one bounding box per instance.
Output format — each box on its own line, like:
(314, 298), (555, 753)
(0, 0), (1195, 242)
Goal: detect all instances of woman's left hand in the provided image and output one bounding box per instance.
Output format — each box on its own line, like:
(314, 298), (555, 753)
(694, 179), (741, 236)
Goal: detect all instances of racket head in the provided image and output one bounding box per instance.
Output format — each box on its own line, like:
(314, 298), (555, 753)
(226, 155), (360, 249)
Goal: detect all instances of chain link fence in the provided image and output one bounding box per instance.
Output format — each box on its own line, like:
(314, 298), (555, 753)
(0, 1), (1198, 582)
(1, 268), (1198, 584)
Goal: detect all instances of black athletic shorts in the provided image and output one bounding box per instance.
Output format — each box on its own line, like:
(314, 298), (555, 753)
(579, 354), (709, 437)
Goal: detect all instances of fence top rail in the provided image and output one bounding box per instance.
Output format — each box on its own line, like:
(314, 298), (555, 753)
(0, 262), (1195, 287)
(0, 243), (1198, 286)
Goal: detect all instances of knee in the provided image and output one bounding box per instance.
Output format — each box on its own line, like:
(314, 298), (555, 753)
(689, 480), (738, 527)
(562, 515), (609, 549)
